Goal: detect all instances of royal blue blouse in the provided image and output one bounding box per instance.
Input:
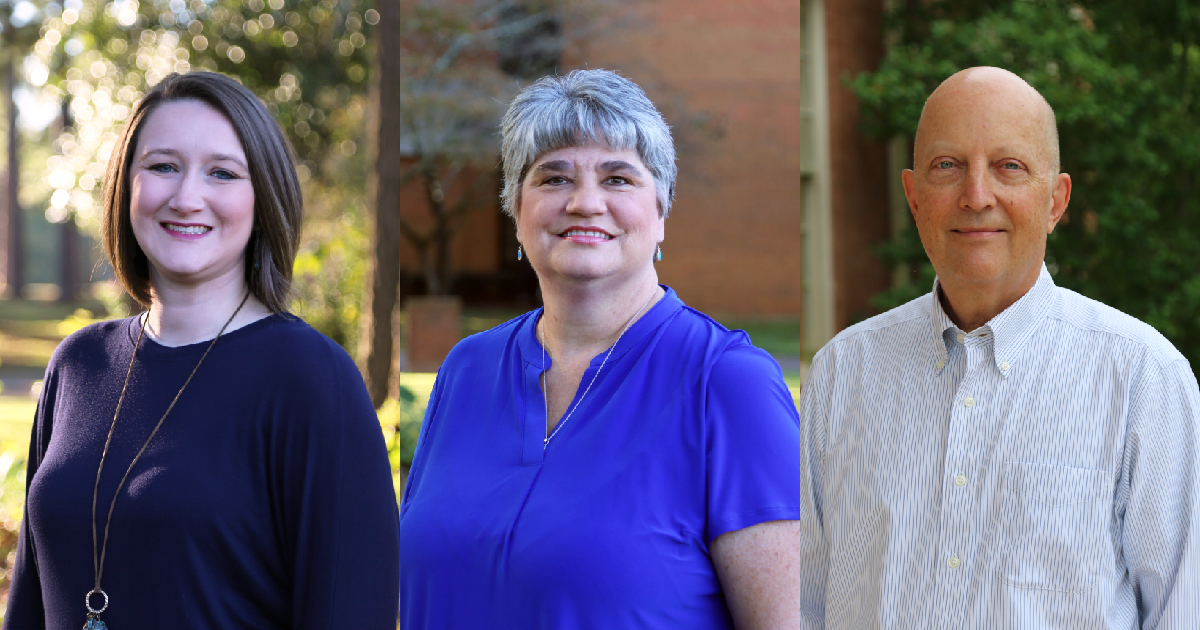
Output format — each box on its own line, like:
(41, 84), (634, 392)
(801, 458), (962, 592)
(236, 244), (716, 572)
(398, 287), (801, 629)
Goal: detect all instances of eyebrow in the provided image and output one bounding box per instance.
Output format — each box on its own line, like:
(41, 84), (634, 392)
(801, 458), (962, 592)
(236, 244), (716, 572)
(530, 159), (644, 176)
(599, 160), (643, 175)
(530, 159), (571, 176)
(141, 147), (249, 170)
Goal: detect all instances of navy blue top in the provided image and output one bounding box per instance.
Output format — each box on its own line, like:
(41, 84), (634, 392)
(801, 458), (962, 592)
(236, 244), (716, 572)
(5, 314), (401, 630)
(398, 287), (802, 629)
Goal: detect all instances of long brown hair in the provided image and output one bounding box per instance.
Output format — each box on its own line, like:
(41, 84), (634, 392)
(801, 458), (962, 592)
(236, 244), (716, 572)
(102, 71), (302, 312)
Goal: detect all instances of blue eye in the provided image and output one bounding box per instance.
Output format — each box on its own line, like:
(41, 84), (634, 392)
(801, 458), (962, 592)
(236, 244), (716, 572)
(937, 161), (955, 169)
(148, 163), (177, 173)
(212, 169), (239, 180)
(1002, 162), (1021, 170)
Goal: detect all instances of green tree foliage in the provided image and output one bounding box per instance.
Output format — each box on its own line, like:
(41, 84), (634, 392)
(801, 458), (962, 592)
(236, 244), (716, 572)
(850, 0), (1200, 364)
(22, 0), (376, 346)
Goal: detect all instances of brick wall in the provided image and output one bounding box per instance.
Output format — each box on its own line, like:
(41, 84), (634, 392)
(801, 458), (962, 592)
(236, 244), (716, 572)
(396, 0), (892, 324)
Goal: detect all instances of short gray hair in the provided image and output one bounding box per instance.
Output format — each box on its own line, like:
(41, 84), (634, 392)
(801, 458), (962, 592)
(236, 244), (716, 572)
(499, 69), (677, 218)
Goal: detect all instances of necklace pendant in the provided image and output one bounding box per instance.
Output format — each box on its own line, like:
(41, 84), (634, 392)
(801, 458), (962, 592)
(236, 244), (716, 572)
(83, 614), (108, 630)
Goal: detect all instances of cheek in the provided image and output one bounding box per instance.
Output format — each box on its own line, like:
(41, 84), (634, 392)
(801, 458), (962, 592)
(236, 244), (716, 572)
(222, 189), (257, 229)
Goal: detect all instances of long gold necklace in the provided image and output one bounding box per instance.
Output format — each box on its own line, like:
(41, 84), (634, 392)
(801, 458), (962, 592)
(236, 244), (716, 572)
(540, 288), (657, 447)
(84, 293), (250, 630)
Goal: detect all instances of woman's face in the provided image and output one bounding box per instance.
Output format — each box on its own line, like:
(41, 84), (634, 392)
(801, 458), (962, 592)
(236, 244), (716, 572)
(129, 99), (255, 292)
(515, 144), (664, 286)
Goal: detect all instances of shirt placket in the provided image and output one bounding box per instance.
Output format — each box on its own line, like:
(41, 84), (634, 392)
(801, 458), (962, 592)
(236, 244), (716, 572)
(931, 331), (996, 629)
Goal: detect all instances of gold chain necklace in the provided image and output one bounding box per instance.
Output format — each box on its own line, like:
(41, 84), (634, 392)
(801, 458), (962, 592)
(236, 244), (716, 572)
(540, 288), (657, 447)
(84, 293), (250, 630)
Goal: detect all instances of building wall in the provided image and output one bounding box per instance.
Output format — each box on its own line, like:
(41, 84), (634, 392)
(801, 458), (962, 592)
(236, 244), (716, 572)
(578, 0), (807, 317)
(396, 0), (893, 325)
(825, 0), (892, 327)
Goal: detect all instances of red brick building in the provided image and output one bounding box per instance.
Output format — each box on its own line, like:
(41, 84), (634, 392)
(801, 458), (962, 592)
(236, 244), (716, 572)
(400, 0), (895, 354)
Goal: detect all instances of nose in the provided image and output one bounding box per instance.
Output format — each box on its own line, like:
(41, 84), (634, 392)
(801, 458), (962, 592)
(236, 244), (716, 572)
(566, 178), (605, 217)
(168, 170), (205, 214)
(959, 163), (997, 212)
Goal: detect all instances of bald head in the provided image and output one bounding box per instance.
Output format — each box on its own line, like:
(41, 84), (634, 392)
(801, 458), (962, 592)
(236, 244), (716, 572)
(916, 67), (1060, 174)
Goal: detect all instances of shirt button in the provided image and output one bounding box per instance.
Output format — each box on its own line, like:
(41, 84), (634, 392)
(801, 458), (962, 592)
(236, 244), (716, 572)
(963, 396), (976, 408)
(948, 555), (961, 569)
(1000, 361), (1010, 372)
(954, 474), (967, 487)
(936, 360), (945, 370)
(956, 333), (966, 344)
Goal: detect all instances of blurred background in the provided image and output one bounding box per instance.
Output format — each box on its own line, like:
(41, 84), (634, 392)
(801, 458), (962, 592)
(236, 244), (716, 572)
(0, 0), (1198, 616)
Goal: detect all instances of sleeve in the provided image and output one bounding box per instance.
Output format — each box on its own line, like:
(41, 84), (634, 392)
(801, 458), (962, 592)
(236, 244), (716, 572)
(399, 365), (446, 513)
(793, 346), (832, 628)
(3, 367), (58, 630)
(704, 344), (802, 544)
(276, 343), (401, 630)
(1118, 358), (1200, 628)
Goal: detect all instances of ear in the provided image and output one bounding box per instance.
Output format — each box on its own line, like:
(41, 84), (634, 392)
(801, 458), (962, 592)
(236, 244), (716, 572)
(1046, 172), (1072, 233)
(902, 169), (919, 221)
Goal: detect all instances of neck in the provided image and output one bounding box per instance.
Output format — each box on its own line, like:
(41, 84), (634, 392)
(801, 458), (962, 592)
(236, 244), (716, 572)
(539, 271), (662, 359)
(937, 269), (1041, 332)
(145, 271), (271, 347)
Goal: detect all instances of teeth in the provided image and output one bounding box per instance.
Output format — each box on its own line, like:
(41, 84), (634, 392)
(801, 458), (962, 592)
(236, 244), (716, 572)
(563, 229), (611, 239)
(165, 224), (212, 235)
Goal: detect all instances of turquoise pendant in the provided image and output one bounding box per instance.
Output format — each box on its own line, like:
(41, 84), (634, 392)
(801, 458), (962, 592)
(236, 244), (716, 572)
(83, 616), (108, 630)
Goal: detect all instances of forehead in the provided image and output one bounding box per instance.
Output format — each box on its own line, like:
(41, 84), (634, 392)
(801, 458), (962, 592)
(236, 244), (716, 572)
(916, 87), (1049, 160)
(529, 143), (646, 170)
(136, 99), (245, 156)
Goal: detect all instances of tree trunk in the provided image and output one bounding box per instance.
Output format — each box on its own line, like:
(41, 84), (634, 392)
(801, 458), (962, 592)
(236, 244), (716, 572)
(2, 47), (22, 299)
(360, 0), (404, 407)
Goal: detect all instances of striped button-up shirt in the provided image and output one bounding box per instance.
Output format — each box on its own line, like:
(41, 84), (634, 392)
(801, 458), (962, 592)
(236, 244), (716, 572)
(796, 266), (1199, 629)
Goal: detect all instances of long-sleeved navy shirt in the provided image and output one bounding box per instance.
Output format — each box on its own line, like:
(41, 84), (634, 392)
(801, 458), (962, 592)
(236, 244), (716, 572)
(5, 314), (400, 629)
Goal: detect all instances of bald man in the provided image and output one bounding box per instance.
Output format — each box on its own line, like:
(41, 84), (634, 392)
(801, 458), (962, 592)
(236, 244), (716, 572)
(796, 67), (1199, 628)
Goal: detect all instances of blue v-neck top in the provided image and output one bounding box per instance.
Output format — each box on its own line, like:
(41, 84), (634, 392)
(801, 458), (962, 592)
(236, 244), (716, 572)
(398, 287), (801, 629)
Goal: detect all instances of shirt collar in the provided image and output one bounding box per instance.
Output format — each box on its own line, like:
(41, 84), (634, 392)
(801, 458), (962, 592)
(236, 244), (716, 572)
(928, 264), (1057, 377)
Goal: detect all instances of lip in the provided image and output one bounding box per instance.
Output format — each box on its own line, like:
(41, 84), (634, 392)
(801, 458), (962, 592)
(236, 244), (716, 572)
(161, 222), (213, 240)
(558, 226), (614, 244)
(952, 228), (1004, 239)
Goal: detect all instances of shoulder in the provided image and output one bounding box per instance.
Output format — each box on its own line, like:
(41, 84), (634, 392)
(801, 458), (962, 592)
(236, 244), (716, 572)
(813, 292), (930, 367)
(1048, 287), (1187, 367)
(47, 316), (135, 371)
(441, 310), (535, 369)
(237, 314), (363, 386)
(665, 306), (787, 389)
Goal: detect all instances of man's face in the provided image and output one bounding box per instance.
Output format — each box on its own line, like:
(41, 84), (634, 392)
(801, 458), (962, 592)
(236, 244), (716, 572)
(903, 77), (1070, 302)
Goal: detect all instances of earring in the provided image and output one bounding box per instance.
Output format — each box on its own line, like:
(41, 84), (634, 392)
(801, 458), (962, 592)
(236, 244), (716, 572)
(517, 246), (523, 261)
(655, 244), (662, 262)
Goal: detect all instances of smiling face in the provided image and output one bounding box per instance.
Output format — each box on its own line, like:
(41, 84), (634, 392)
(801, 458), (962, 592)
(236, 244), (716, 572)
(903, 68), (1070, 310)
(515, 144), (664, 286)
(129, 99), (255, 293)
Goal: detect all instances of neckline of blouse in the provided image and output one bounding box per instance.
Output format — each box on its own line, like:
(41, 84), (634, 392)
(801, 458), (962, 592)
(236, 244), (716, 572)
(122, 312), (286, 362)
(518, 284), (682, 369)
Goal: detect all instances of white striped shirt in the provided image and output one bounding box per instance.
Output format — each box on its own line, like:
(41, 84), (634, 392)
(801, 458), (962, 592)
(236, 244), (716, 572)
(796, 265), (1200, 629)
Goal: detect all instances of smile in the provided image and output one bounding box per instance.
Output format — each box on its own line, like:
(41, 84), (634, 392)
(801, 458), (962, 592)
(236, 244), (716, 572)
(163, 223), (212, 235)
(560, 228), (613, 240)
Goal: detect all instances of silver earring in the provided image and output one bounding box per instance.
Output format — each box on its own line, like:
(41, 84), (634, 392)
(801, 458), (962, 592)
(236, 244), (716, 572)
(517, 246), (523, 261)
(655, 245), (662, 262)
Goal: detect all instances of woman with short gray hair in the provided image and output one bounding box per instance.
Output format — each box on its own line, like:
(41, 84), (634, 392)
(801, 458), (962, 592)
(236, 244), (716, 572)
(398, 69), (803, 629)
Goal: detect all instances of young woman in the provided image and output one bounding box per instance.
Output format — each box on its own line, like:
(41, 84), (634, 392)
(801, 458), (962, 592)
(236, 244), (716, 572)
(5, 72), (400, 629)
